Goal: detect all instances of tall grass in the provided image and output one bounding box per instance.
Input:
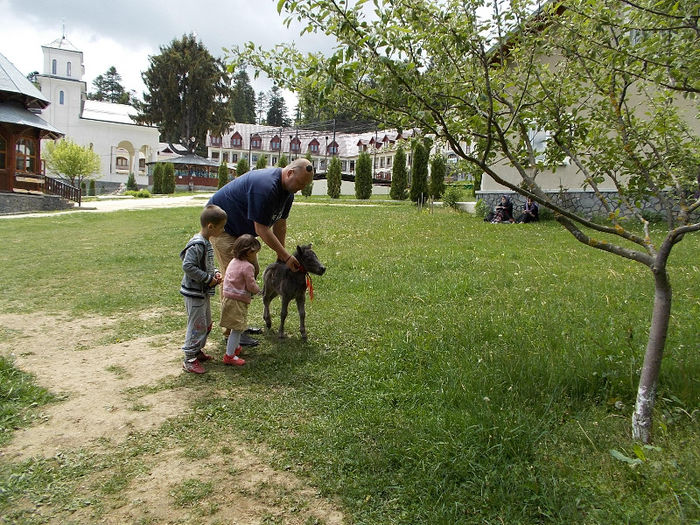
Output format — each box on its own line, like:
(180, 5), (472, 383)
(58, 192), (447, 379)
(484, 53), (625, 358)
(0, 204), (697, 523)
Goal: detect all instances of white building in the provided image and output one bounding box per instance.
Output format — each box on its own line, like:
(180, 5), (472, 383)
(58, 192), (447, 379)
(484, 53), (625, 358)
(36, 35), (159, 190)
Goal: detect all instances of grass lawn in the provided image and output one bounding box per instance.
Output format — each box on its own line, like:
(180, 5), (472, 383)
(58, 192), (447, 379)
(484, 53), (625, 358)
(0, 203), (697, 523)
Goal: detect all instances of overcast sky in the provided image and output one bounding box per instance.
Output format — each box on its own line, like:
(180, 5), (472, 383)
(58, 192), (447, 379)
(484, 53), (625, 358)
(0, 0), (336, 110)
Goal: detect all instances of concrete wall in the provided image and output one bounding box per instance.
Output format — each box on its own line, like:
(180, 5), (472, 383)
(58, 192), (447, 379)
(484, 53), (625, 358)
(0, 193), (73, 215)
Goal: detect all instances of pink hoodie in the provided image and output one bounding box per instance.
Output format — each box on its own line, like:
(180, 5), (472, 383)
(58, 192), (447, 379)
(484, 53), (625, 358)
(222, 258), (260, 304)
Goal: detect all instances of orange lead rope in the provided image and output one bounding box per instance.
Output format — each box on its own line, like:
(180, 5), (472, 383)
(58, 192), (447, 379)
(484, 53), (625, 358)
(306, 274), (314, 301)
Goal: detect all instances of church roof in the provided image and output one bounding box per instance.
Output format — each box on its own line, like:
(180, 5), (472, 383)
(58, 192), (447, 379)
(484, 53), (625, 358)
(0, 101), (63, 139)
(81, 100), (149, 126)
(43, 35), (81, 52)
(0, 52), (51, 110)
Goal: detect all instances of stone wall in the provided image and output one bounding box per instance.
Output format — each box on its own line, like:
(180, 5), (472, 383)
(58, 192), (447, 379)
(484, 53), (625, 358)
(0, 193), (74, 215)
(476, 190), (697, 221)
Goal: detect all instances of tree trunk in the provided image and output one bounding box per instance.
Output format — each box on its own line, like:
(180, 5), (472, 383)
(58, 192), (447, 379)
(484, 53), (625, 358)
(632, 264), (672, 443)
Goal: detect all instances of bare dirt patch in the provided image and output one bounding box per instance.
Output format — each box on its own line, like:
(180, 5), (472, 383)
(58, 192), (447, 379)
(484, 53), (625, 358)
(0, 312), (346, 524)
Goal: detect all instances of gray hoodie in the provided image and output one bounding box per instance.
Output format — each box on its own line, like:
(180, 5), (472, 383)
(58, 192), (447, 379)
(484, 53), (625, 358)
(179, 233), (218, 298)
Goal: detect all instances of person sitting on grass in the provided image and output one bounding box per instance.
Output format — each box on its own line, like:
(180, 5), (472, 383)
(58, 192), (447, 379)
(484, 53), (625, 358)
(221, 234), (262, 367)
(517, 197), (539, 223)
(484, 194), (514, 223)
(179, 205), (226, 374)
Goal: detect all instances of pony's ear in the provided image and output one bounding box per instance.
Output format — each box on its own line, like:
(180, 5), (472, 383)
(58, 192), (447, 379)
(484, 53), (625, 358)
(309, 242), (313, 248)
(297, 245), (302, 252)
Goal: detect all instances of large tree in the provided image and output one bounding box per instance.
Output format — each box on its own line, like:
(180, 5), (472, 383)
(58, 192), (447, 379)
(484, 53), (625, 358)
(233, 0), (699, 443)
(43, 139), (101, 188)
(229, 69), (256, 123)
(87, 66), (134, 104)
(266, 86), (291, 127)
(136, 34), (231, 153)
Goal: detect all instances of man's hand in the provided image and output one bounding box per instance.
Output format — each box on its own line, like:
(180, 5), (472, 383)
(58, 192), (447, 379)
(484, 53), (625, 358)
(286, 254), (301, 272)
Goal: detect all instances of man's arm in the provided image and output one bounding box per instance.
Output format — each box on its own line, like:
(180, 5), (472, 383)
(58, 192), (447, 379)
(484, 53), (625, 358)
(254, 220), (300, 271)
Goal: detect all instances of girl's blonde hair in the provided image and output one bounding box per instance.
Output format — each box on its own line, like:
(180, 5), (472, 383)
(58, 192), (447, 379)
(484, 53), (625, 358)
(232, 234), (261, 260)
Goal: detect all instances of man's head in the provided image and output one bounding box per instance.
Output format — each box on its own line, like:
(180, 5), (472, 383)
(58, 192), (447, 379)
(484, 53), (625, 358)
(282, 159), (314, 193)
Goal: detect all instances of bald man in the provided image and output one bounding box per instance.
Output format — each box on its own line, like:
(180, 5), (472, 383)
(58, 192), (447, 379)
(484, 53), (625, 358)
(207, 158), (314, 344)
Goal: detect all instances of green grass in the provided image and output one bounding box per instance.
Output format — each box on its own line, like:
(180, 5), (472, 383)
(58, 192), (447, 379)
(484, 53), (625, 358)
(0, 204), (697, 523)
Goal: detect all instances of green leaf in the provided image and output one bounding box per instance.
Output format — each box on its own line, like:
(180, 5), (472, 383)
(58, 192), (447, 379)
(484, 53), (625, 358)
(610, 449), (642, 466)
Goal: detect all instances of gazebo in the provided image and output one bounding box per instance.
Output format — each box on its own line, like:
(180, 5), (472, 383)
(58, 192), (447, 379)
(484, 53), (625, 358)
(0, 52), (68, 212)
(149, 149), (234, 190)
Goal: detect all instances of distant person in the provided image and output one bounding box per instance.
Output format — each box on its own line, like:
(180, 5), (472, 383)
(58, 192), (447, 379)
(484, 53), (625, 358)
(179, 205), (227, 374)
(220, 235), (262, 367)
(517, 197), (539, 223)
(485, 194), (514, 223)
(208, 158), (315, 346)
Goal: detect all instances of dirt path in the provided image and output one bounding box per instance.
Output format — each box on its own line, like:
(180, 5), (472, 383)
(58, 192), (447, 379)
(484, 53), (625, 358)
(0, 312), (345, 524)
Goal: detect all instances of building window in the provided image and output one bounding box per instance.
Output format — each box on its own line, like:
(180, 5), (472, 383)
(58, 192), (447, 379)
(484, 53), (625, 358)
(231, 134), (242, 147)
(59, 91), (64, 105)
(251, 135), (262, 149)
(116, 157), (128, 168)
(252, 154), (258, 163)
(380, 157), (385, 168)
(387, 156), (392, 167)
(139, 159), (145, 169)
(67, 62), (72, 76)
(327, 142), (338, 155)
(212, 151), (220, 160)
(52, 59), (57, 74)
(342, 161), (347, 172)
(291, 138), (301, 153)
(210, 136), (222, 147)
(349, 160), (355, 172)
(223, 153), (229, 163)
(0, 135), (6, 169)
(271, 156), (277, 165)
(15, 138), (37, 173)
(232, 153), (238, 162)
(270, 137), (281, 151)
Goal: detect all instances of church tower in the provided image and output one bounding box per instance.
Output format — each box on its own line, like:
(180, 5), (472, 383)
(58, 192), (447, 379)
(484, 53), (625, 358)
(37, 33), (86, 135)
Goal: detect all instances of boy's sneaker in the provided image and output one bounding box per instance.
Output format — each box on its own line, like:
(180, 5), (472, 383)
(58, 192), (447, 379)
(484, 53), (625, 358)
(234, 346), (242, 357)
(183, 358), (206, 374)
(196, 350), (213, 362)
(223, 354), (245, 366)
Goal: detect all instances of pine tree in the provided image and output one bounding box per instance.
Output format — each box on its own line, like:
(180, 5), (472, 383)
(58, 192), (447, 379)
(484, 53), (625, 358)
(229, 69), (256, 123)
(88, 66), (133, 104)
(152, 163), (163, 193)
(390, 145), (408, 200)
(277, 154), (288, 168)
(355, 151), (373, 199)
(409, 141), (429, 204)
(265, 86), (291, 127)
(255, 154), (268, 170)
(327, 156), (341, 199)
(126, 172), (138, 191)
(429, 154), (446, 200)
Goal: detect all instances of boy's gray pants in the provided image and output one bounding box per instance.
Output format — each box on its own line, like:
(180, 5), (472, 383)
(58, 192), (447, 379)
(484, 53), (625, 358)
(182, 295), (212, 360)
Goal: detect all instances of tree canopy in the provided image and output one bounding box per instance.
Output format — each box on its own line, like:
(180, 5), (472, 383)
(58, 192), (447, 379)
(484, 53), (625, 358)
(136, 34), (231, 153)
(231, 0), (700, 443)
(43, 139), (101, 188)
(87, 66), (134, 104)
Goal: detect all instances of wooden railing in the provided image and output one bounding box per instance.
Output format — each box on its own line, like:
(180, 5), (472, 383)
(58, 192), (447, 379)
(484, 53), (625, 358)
(44, 176), (81, 205)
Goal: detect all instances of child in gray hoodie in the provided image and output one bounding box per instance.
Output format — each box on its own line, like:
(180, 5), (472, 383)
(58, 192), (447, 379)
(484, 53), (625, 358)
(179, 205), (227, 373)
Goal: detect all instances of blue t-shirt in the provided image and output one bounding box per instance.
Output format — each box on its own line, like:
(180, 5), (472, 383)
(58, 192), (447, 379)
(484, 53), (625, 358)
(208, 167), (294, 237)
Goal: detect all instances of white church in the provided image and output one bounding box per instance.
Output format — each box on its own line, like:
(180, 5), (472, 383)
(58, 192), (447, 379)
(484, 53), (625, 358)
(36, 35), (159, 190)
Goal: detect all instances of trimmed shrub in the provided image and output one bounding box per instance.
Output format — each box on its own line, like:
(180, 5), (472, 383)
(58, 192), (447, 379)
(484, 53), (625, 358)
(236, 158), (250, 177)
(255, 154), (268, 170)
(301, 179), (313, 197)
(152, 163), (164, 193)
(163, 163), (175, 194)
(429, 154), (447, 200)
(355, 151), (373, 199)
(327, 156), (341, 199)
(390, 145), (408, 200)
(88, 179), (96, 196)
(217, 162), (228, 189)
(277, 154), (288, 168)
(409, 141), (429, 204)
(475, 198), (488, 218)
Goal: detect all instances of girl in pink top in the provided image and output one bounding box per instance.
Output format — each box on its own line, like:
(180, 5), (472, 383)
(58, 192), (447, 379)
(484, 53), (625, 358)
(221, 235), (261, 366)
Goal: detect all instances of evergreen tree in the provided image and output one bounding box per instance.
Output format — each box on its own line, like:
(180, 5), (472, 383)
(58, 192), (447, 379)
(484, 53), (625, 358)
(136, 34), (231, 153)
(390, 145), (408, 200)
(277, 153), (288, 168)
(266, 86), (291, 127)
(255, 154), (268, 170)
(229, 69), (256, 123)
(409, 140), (429, 204)
(217, 162), (228, 189)
(163, 163), (176, 194)
(152, 163), (164, 193)
(236, 158), (250, 177)
(256, 91), (267, 124)
(126, 172), (138, 191)
(88, 179), (96, 196)
(327, 156), (341, 199)
(355, 151), (373, 199)
(429, 153), (447, 200)
(88, 66), (135, 104)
